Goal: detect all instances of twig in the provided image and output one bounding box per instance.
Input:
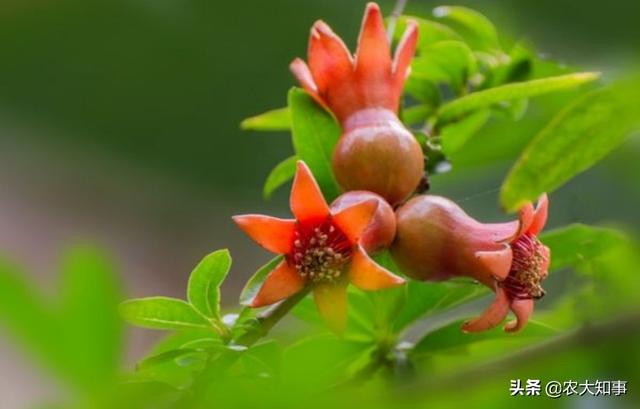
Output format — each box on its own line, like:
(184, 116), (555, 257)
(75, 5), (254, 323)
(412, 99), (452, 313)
(235, 288), (311, 346)
(387, 0), (409, 41)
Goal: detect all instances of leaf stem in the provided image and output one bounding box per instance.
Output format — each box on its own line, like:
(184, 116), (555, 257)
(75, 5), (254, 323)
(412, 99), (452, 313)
(235, 288), (311, 346)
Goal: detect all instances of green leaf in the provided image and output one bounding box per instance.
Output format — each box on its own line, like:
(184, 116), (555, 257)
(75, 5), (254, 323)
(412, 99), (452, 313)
(393, 280), (489, 332)
(137, 348), (201, 371)
(0, 248), (124, 391)
(263, 155), (298, 199)
(149, 329), (221, 356)
(438, 72), (599, 122)
(411, 319), (558, 358)
(540, 224), (627, 271)
(239, 256), (283, 306)
(501, 81), (640, 211)
(0, 259), (63, 372)
(402, 105), (433, 126)
(486, 42), (534, 87)
(59, 246), (123, 387)
(120, 297), (210, 330)
(288, 87), (341, 200)
(432, 6), (500, 52)
(240, 107), (290, 131)
(282, 335), (371, 391)
(395, 16), (461, 49)
(440, 109), (490, 156)
(492, 97), (529, 121)
(404, 77), (441, 108)
(411, 41), (477, 93)
(187, 249), (231, 320)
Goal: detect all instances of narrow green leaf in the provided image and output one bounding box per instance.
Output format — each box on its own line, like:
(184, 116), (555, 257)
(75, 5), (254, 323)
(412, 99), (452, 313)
(239, 256), (283, 306)
(263, 155), (298, 199)
(120, 297), (210, 330)
(149, 329), (221, 356)
(137, 349), (200, 371)
(0, 259), (63, 372)
(411, 41), (477, 93)
(404, 77), (441, 108)
(393, 280), (489, 332)
(432, 6), (500, 52)
(240, 107), (290, 131)
(288, 87), (341, 200)
(501, 81), (640, 211)
(540, 224), (627, 271)
(187, 249), (231, 320)
(438, 72), (599, 122)
(60, 246), (123, 386)
(395, 16), (462, 49)
(441, 109), (490, 155)
(411, 319), (558, 358)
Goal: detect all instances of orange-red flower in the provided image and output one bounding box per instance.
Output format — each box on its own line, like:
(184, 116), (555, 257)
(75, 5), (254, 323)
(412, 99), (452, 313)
(391, 194), (550, 333)
(289, 2), (424, 205)
(233, 161), (405, 332)
(290, 2), (417, 123)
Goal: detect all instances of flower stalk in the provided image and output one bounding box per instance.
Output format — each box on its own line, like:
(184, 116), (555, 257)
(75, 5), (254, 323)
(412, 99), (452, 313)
(234, 288), (311, 346)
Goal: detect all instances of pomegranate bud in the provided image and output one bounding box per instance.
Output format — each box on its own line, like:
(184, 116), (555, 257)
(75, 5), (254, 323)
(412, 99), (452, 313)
(291, 4), (424, 205)
(391, 194), (551, 333)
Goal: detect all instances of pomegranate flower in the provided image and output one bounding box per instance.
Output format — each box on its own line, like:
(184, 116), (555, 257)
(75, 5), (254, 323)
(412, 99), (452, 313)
(290, 3), (424, 205)
(391, 194), (550, 333)
(233, 161), (404, 333)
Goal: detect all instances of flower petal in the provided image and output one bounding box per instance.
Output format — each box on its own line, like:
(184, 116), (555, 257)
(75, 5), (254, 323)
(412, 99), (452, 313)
(232, 215), (295, 254)
(504, 298), (534, 333)
(355, 3), (392, 79)
(494, 202), (534, 244)
(308, 20), (354, 94)
(290, 58), (327, 108)
(514, 202), (535, 240)
(461, 286), (510, 333)
(349, 245), (405, 290)
(331, 199), (377, 243)
(527, 193), (549, 236)
(251, 260), (305, 307)
(313, 281), (348, 334)
(290, 161), (330, 223)
(392, 20), (418, 87)
(474, 244), (513, 281)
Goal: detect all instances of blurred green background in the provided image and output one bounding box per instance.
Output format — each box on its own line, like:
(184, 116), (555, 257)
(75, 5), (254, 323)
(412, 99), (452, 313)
(0, 0), (638, 407)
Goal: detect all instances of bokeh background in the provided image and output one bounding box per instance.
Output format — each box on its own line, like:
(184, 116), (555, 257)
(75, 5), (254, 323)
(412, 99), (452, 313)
(0, 0), (639, 407)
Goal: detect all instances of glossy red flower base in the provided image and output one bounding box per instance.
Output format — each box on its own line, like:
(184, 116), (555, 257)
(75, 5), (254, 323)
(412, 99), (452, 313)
(330, 190), (396, 254)
(391, 194), (550, 333)
(291, 3), (424, 205)
(233, 161), (404, 333)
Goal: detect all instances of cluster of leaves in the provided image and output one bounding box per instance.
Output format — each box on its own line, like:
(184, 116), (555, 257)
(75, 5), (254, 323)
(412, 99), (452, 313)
(0, 5), (639, 409)
(244, 7), (640, 211)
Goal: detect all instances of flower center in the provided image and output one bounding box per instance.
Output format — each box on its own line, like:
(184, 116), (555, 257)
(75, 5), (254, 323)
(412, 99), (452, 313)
(500, 233), (549, 300)
(290, 218), (352, 284)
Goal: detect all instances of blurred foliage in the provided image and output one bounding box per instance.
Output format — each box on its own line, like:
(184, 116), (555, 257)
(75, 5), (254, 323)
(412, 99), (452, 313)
(0, 247), (122, 401)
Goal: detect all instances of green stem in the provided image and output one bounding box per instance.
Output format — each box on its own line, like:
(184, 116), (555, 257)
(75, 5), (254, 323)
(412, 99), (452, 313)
(386, 0), (410, 41)
(235, 288), (311, 346)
